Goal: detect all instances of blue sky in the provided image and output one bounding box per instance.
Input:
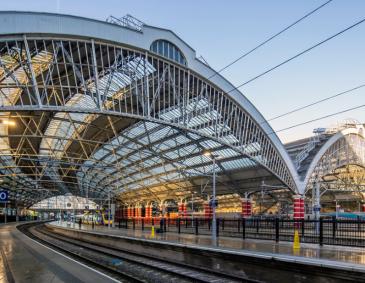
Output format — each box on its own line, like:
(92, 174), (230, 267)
(2, 0), (364, 142)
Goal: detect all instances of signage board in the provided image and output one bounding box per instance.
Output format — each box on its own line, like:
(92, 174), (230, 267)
(0, 191), (8, 202)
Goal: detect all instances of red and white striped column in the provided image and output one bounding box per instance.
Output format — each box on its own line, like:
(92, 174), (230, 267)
(183, 202), (187, 218)
(136, 205), (142, 220)
(178, 202), (183, 217)
(241, 198), (252, 218)
(293, 195), (305, 220)
(145, 205), (152, 219)
(128, 206), (131, 218)
(204, 201), (212, 219)
(132, 206), (136, 218)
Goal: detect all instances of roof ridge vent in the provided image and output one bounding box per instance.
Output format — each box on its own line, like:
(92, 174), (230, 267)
(106, 14), (145, 32)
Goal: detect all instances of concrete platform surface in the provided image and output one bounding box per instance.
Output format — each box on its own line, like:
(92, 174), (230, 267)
(0, 222), (118, 283)
(52, 221), (365, 269)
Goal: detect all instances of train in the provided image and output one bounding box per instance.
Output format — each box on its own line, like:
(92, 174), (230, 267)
(322, 212), (365, 220)
(76, 209), (113, 226)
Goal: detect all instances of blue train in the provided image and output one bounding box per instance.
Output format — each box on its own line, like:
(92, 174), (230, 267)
(322, 212), (365, 220)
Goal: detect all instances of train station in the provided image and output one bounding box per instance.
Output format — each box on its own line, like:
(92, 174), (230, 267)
(0, 6), (365, 283)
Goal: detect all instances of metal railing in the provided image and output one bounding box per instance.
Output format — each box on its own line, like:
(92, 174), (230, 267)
(106, 14), (144, 32)
(116, 217), (365, 247)
(0, 215), (33, 223)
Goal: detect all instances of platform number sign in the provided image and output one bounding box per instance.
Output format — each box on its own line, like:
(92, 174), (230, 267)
(0, 191), (8, 202)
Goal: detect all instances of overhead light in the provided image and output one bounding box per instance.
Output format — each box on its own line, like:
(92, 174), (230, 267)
(203, 151), (220, 159)
(2, 119), (15, 126)
(203, 151), (212, 157)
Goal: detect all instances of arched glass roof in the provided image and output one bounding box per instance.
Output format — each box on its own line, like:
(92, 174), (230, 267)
(0, 12), (299, 207)
(30, 195), (97, 210)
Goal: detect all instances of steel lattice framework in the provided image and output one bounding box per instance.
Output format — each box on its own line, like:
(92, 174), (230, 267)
(0, 12), (299, 206)
(303, 126), (365, 197)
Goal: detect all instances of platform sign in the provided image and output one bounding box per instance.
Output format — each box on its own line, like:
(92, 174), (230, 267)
(0, 191), (8, 202)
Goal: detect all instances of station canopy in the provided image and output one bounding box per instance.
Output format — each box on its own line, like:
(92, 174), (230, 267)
(0, 12), (298, 207)
(30, 195), (97, 211)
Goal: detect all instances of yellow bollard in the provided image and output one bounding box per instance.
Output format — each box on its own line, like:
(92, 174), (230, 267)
(293, 229), (300, 250)
(151, 225), (155, 238)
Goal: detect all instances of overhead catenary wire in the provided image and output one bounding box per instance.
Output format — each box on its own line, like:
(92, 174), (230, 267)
(208, 0), (333, 79)
(226, 16), (365, 94)
(267, 83), (365, 122)
(267, 104), (365, 135)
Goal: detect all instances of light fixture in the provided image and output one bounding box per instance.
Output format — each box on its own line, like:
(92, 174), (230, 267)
(203, 150), (212, 157)
(2, 119), (16, 126)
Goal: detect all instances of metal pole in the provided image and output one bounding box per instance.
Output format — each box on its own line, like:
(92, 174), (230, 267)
(191, 193), (194, 228)
(108, 191), (111, 229)
(212, 157), (217, 246)
(315, 181), (321, 220)
(73, 199), (75, 228)
(15, 197), (18, 223)
(314, 181), (320, 233)
(4, 202), (7, 224)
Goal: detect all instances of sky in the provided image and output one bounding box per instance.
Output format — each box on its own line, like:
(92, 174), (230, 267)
(2, 0), (364, 143)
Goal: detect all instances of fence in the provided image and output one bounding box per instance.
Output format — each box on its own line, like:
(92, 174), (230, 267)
(116, 217), (365, 247)
(0, 215), (31, 223)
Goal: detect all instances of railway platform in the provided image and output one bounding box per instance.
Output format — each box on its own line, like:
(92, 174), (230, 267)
(45, 221), (365, 282)
(0, 222), (118, 283)
(51, 220), (365, 267)
(2, 221), (365, 282)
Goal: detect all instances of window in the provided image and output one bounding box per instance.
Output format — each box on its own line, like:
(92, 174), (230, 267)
(150, 40), (186, 66)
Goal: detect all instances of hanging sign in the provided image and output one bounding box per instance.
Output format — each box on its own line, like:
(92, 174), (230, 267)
(0, 191), (8, 202)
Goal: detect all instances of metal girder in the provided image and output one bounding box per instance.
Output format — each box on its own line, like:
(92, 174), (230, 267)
(0, 36), (299, 206)
(305, 132), (365, 202)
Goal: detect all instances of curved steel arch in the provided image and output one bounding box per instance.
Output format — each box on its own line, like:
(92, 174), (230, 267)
(0, 12), (300, 204)
(302, 126), (365, 194)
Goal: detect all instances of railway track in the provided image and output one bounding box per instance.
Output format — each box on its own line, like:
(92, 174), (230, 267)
(18, 222), (258, 283)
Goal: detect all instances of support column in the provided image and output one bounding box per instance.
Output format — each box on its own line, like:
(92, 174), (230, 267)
(204, 201), (212, 219)
(336, 203), (341, 218)
(150, 205), (153, 218)
(312, 181), (321, 219)
(183, 202), (187, 218)
(137, 205), (142, 221)
(111, 203), (115, 228)
(178, 202), (182, 216)
(132, 206), (136, 218)
(362, 204), (365, 212)
(241, 198), (252, 218)
(178, 202), (184, 217)
(127, 206), (132, 219)
(145, 204), (150, 220)
(123, 207), (127, 219)
(293, 195), (305, 220)
(160, 203), (165, 217)
(4, 202), (7, 224)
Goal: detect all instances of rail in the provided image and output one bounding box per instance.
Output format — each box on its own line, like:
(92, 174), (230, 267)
(18, 222), (248, 282)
